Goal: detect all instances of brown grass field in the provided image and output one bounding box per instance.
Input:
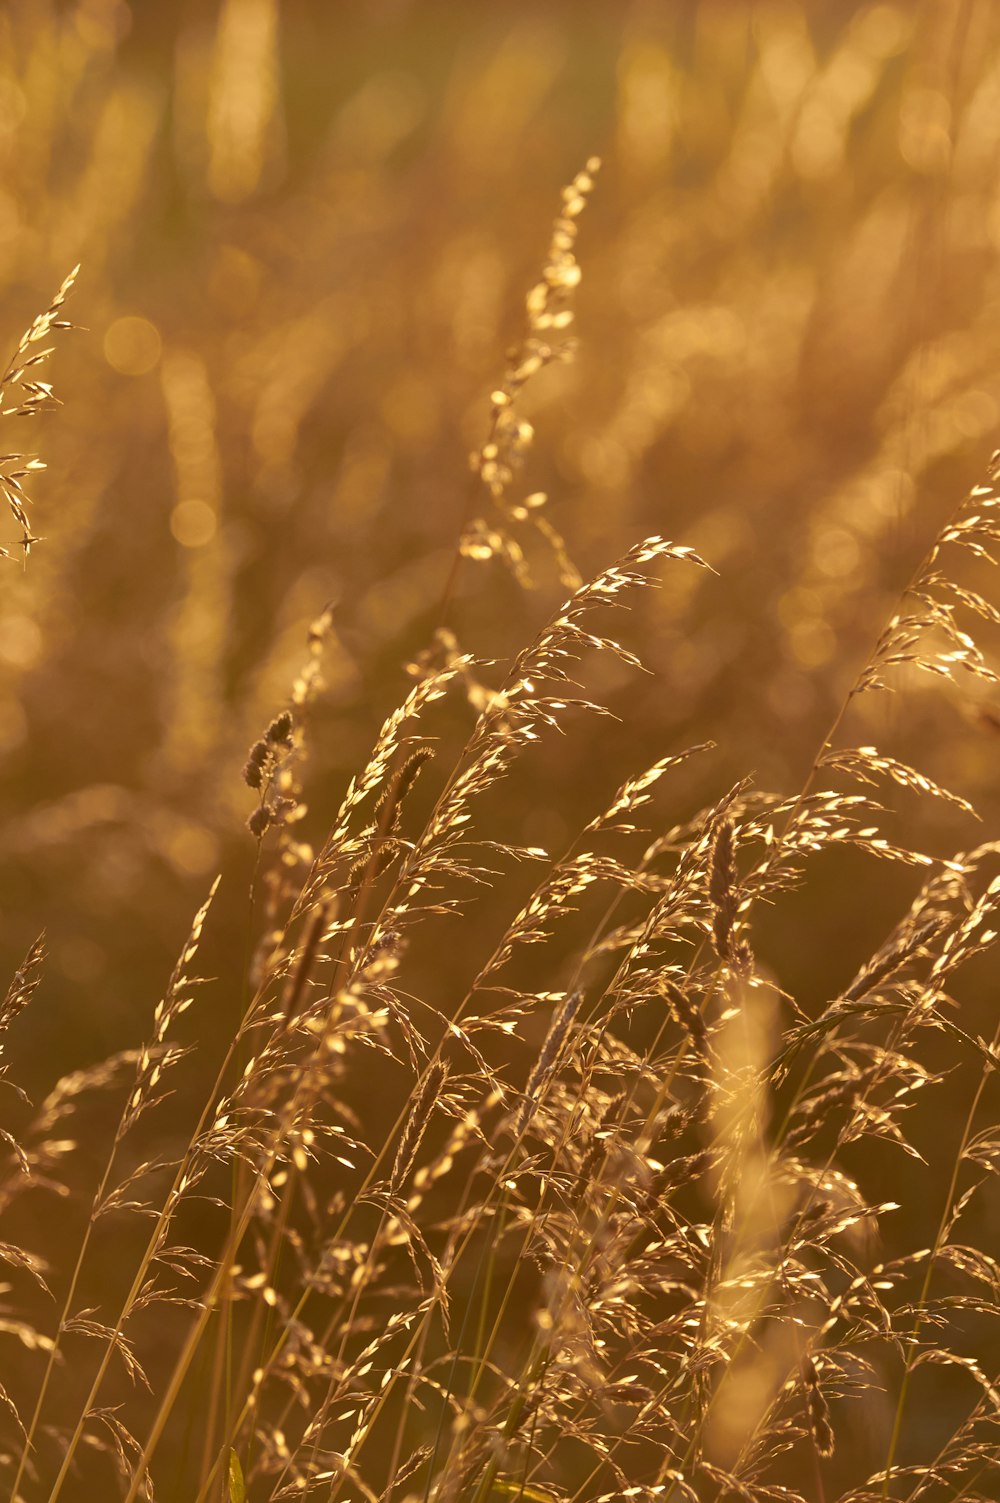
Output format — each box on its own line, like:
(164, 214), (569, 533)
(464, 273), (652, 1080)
(2, 3), (1000, 1500)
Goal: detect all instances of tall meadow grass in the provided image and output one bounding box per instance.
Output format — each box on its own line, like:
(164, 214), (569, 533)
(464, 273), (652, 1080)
(2, 6), (1000, 1502)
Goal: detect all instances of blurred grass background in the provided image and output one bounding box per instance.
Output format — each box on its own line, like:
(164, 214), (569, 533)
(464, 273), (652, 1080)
(3, 1), (1000, 1437)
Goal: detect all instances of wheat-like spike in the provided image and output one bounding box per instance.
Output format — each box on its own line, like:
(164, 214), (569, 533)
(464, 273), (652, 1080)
(515, 991), (585, 1138)
(801, 1355), (835, 1459)
(389, 1061), (448, 1195)
(0, 934), (45, 1059)
(659, 979), (709, 1061)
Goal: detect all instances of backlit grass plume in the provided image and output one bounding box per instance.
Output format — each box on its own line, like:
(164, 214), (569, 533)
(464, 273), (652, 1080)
(3, 150), (1000, 1503)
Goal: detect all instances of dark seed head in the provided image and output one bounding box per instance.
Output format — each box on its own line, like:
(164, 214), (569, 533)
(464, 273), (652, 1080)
(267, 711), (294, 746)
(248, 805), (272, 839)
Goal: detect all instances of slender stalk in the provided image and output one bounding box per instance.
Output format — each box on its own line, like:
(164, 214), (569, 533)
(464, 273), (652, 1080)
(882, 1017), (1000, 1502)
(45, 901), (283, 1503)
(11, 1149), (119, 1500)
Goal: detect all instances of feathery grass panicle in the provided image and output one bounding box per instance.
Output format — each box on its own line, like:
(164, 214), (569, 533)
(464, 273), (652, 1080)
(0, 266), (78, 561)
(7, 125), (1000, 1503)
(463, 158), (601, 593)
(389, 1059), (448, 1195)
(514, 990), (584, 1139)
(119, 876), (221, 1139)
(0, 936), (45, 1070)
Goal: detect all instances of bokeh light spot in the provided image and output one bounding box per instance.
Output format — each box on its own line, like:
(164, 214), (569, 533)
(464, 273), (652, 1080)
(164, 823), (219, 877)
(104, 316), (162, 375)
(0, 614), (42, 669)
(813, 526), (861, 579)
(789, 616), (837, 669)
(170, 498), (218, 548)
